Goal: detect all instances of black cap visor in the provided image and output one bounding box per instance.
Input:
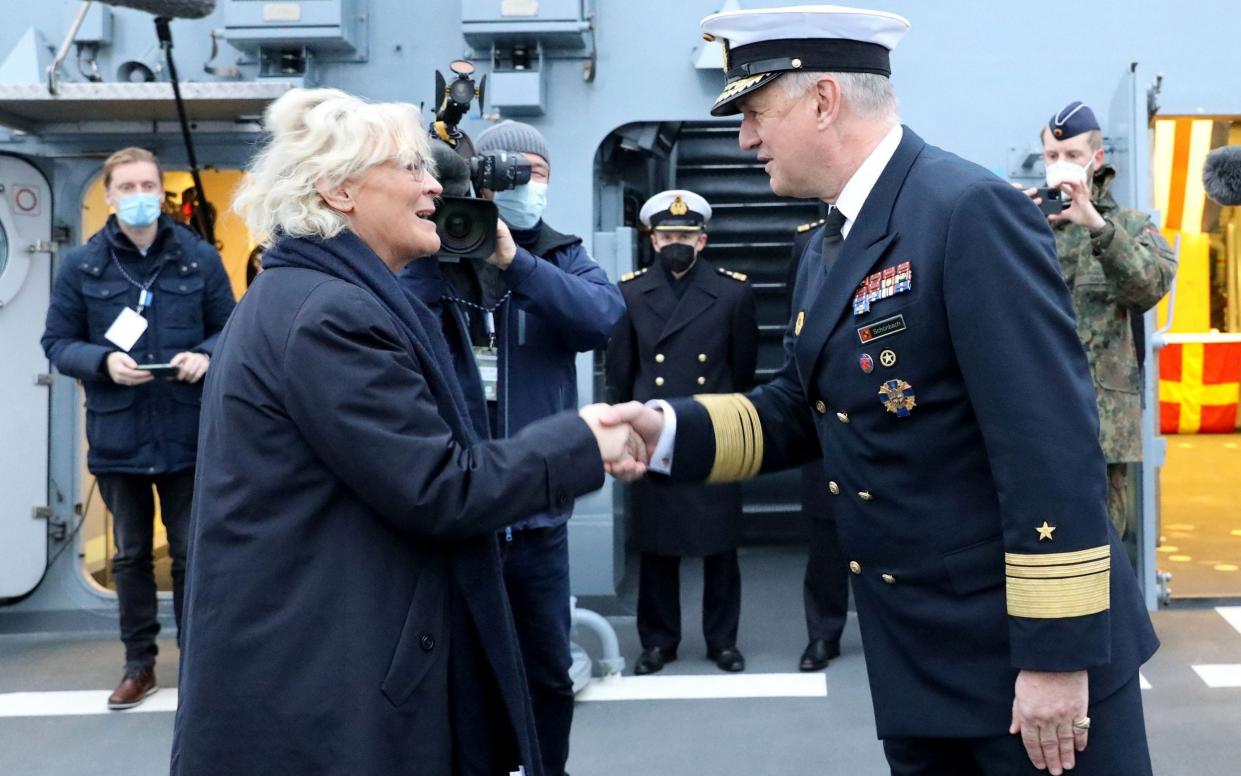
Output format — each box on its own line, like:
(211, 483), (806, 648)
(710, 38), (892, 117)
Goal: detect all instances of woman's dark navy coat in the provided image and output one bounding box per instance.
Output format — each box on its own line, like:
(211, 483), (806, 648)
(170, 233), (604, 775)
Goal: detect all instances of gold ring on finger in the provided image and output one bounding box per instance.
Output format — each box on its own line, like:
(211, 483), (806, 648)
(1071, 716), (1091, 730)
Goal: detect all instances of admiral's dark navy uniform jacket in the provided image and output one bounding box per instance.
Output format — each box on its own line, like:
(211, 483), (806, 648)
(41, 215), (235, 475)
(666, 128), (1158, 738)
(608, 257), (757, 556)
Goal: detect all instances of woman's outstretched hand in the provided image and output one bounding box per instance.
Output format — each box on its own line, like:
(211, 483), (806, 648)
(579, 403), (649, 479)
(597, 401), (667, 482)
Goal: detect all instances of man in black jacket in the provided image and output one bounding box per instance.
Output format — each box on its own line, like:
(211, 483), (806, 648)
(41, 147), (235, 710)
(788, 214), (850, 673)
(607, 189), (758, 675)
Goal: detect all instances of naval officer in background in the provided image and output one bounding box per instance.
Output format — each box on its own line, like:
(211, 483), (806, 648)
(607, 190), (758, 675)
(605, 6), (1159, 775)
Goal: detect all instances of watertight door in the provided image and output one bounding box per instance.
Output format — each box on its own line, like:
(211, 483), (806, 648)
(0, 154), (52, 598)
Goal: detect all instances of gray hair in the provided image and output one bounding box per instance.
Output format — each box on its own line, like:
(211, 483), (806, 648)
(779, 71), (898, 122)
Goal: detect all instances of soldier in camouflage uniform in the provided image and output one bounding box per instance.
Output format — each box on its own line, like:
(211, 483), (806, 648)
(1026, 102), (1177, 539)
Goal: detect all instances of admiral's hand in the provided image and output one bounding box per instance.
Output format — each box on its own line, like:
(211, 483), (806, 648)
(1050, 178), (1106, 231)
(1010, 669), (1090, 775)
(171, 351), (210, 384)
(487, 219), (517, 270)
(106, 352), (154, 387)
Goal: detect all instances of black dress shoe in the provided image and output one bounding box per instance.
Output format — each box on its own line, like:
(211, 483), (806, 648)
(799, 639), (841, 671)
(708, 646), (746, 673)
(634, 646), (677, 675)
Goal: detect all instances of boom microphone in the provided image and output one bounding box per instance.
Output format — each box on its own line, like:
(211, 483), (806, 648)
(1203, 145), (1241, 207)
(97, 0), (216, 20)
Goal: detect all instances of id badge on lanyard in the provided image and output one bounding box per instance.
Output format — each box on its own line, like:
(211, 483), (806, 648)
(473, 310), (499, 402)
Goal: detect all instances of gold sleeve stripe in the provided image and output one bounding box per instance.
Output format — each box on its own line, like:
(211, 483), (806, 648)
(1006, 571), (1110, 619)
(695, 393), (764, 483)
(1006, 557), (1111, 579)
(1004, 545), (1110, 567)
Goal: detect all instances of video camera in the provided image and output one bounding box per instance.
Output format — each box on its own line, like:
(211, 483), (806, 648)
(428, 60), (533, 258)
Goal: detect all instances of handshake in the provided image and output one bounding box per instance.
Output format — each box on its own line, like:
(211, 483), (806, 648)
(578, 402), (667, 483)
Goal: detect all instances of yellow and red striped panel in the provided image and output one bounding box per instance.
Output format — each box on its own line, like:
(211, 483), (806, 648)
(1160, 341), (1241, 433)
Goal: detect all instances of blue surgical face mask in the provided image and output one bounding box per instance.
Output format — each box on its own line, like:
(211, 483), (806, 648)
(115, 193), (162, 228)
(493, 181), (548, 229)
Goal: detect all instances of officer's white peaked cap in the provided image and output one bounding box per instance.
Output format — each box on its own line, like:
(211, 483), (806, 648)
(700, 5), (910, 116)
(640, 190), (713, 231)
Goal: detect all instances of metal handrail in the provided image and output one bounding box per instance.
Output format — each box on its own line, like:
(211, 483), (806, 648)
(48, 1), (95, 96)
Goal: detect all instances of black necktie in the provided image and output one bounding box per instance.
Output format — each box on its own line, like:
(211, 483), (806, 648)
(820, 206), (848, 271)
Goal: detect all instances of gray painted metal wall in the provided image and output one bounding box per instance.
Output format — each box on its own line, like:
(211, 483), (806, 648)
(1, 0), (1239, 613)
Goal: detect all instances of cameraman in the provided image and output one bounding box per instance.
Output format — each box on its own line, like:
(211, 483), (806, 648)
(465, 120), (625, 776)
(1020, 102), (1176, 546)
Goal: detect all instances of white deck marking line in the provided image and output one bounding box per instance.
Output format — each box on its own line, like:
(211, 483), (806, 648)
(1216, 606), (1241, 637)
(1192, 665), (1241, 688)
(1140, 672), (1151, 690)
(576, 672), (827, 702)
(0, 675), (828, 716)
(0, 689), (179, 717)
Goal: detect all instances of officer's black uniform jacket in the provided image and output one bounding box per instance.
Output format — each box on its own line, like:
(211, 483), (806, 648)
(607, 257), (758, 556)
(666, 128), (1158, 738)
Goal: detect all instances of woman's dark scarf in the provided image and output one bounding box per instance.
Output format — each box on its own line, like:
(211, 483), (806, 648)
(263, 231), (478, 445)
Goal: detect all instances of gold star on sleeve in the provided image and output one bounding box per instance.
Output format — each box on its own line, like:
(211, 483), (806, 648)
(1035, 521), (1056, 541)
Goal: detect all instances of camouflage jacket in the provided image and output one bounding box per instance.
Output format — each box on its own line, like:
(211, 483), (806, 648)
(1054, 165), (1177, 462)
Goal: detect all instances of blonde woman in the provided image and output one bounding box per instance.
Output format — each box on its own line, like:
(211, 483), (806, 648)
(170, 89), (640, 776)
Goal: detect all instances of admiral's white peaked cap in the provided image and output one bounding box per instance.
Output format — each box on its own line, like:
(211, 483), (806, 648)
(699, 5), (910, 116)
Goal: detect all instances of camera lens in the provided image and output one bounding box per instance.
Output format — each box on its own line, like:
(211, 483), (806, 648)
(445, 214), (471, 239)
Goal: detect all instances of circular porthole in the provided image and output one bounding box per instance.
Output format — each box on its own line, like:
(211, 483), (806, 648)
(0, 219), (9, 279)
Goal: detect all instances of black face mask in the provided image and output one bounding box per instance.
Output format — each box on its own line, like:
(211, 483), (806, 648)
(658, 243), (697, 274)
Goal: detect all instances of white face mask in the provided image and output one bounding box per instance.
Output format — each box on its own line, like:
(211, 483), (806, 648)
(1045, 157), (1094, 188)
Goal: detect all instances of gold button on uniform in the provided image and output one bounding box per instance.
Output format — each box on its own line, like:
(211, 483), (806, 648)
(828, 481), (840, 495)
(849, 561), (862, 575)
(655, 354), (665, 363)
(815, 400), (827, 414)
(858, 490), (874, 501)
(697, 376), (706, 385)
(881, 573), (896, 585)
(698, 354), (707, 363)
(836, 411), (849, 423)
(655, 377), (665, 387)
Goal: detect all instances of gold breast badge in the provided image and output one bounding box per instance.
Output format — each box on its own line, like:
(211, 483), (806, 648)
(877, 379), (916, 417)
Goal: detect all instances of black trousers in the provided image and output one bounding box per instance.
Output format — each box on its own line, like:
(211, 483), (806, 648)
(500, 525), (574, 776)
(882, 674), (1152, 776)
(637, 550), (740, 653)
(96, 470), (194, 668)
(804, 517), (849, 644)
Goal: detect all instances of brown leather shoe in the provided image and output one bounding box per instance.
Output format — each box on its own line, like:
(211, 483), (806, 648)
(107, 666), (158, 710)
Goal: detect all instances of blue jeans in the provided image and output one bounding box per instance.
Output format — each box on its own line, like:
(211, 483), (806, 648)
(500, 524), (574, 776)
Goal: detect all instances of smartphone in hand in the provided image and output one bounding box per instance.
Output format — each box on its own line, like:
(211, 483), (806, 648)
(136, 363), (180, 379)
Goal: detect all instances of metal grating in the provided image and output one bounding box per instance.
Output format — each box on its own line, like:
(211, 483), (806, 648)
(672, 122), (815, 537)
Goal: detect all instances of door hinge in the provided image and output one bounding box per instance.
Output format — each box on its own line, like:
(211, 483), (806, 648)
(32, 506), (52, 520)
(35, 373), (53, 387)
(27, 241), (56, 255)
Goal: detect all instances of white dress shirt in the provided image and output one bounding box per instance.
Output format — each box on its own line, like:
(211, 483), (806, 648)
(644, 123), (904, 475)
